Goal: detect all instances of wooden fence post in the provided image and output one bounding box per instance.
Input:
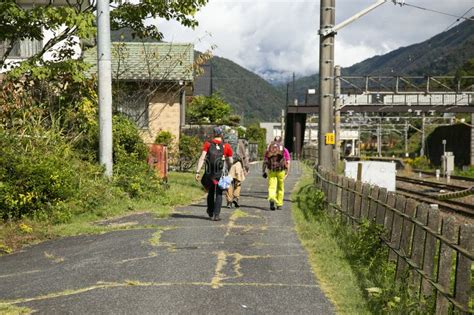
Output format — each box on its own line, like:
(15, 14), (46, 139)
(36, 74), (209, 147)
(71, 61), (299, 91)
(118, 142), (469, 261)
(389, 195), (407, 262)
(341, 177), (349, 222)
(454, 224), (474, 314)
(336, 175), (343, 208)
(368, 186), (380, 221)
(327, 173), (335, 215)
(360, 183), (371, 219)
(375, 188), (388, 226)
(410, 203), (429, 297)
(384, 192), (397, 239)
(353, 181), (363, 222)
(347, 179), (356, 225)
(421, 206), (441, 302)
(396, 198), (417, 280)
(435, 217), (459, 314)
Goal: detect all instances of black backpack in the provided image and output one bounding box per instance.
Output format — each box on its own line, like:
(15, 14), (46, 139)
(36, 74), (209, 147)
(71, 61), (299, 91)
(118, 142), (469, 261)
(205, 142), (224, 180)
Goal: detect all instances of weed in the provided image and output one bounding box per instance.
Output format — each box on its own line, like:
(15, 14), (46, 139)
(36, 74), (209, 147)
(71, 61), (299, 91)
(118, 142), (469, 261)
(293, 165), (423, 314)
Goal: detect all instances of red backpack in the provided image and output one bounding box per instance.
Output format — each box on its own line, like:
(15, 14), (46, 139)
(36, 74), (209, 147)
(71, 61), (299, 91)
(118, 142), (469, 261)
(266, 142), (287, 171)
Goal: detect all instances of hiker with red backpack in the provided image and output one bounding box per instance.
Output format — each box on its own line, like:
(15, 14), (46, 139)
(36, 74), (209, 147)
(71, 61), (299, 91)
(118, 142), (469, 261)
(262, 136), (290, 210)
(195, 126), (233, 221)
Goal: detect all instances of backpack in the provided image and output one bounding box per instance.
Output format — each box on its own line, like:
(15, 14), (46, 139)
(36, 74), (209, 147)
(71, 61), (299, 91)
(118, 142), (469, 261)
(205, 141), (225, 180)
(266, 141), (286, 171)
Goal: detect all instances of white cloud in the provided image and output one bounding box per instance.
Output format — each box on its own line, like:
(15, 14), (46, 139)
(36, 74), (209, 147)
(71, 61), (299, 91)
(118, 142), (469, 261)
(155, 0), (473, 80)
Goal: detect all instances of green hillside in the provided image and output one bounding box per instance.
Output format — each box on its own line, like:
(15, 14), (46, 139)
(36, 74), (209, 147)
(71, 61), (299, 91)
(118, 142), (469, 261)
(280, 19), (474, 102)
(209, 55), (286, 123)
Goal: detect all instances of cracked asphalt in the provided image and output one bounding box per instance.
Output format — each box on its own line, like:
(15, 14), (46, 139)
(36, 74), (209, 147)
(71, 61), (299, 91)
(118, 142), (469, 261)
(0, 161), (334, 314)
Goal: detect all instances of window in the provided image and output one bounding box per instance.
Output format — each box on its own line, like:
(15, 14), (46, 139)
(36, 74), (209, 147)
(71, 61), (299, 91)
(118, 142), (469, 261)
(115, 85), (149, 129)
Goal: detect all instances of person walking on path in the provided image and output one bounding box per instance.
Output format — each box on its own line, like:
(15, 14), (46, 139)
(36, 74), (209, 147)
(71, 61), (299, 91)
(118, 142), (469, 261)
(262, 136), (290, 210)
(195, 126), (233, 221)
(225, 139), (250, 208)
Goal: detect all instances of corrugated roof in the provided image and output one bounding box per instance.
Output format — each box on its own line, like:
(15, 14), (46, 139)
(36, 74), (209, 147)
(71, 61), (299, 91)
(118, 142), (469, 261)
(83, 42), (194, 81)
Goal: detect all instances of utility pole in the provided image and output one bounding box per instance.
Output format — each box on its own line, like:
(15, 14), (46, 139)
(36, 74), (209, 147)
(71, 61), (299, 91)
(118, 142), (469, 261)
(404, 120), (409, 157)
(318, 0), (388, 170)
(377, 119), (382, 157)
(281, 109), (285, 143)
(334, 65), (341, 166)
(318, 0), (335, 170)
(420, 113), (426, 157)
(97, 0), (113, 177)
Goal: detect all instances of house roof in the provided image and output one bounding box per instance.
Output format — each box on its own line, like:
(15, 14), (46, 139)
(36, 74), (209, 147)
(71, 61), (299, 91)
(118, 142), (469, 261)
(83, 42), (194, 82)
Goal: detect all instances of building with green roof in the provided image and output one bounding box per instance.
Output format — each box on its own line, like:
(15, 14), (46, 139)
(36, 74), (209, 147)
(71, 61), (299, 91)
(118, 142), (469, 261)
(84, 42), (194, 144)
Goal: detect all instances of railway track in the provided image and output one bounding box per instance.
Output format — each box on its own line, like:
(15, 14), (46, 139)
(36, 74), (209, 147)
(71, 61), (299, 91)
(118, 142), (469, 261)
(412, 169), (474, 183)
(396, 176), (474, 217)
(396, 176), (470, 191)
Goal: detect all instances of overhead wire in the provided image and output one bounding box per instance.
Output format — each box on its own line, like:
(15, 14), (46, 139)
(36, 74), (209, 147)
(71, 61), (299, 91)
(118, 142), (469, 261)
(398, 2), (474, 21)
(443, 6), (474, 32)
(386, 3), (474, 75)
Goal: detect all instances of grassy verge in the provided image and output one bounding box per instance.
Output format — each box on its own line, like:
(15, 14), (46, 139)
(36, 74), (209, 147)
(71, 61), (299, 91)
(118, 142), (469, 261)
(292, 164), (420, 314)
(0, 172), (204, 254)
(292, 167), (371, 314)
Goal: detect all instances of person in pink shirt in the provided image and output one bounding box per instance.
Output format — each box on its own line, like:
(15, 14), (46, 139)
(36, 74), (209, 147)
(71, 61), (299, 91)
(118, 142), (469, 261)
(262, 136), (291, 210)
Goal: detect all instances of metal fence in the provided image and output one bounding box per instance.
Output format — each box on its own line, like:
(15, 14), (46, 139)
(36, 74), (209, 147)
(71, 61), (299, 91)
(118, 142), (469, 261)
(314, 167), (473, 314)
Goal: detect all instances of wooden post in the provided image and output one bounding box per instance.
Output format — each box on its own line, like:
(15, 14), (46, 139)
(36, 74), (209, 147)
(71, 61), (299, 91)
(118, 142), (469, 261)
(410, 203), (429, 296)
(357, 162), (363, 181)
(436, 217), (459, 314)
(454, 224), (474, 314)
(347, 179), (356, 225)
(389, 195), (407, 262)
(384, 192), (397, 239)
(421, 206), (441, 301)
(360, 183), (371, 219)
(375, 188), (388, 226)
(341, 177), (349, 222)
(369, 186), (380, 221)
(354, 181), (363, 221)
(396, 198), (417, 280)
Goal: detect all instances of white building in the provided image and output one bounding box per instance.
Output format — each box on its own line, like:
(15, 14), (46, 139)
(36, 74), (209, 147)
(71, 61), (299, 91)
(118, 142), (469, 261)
(1, 0), (82, 73)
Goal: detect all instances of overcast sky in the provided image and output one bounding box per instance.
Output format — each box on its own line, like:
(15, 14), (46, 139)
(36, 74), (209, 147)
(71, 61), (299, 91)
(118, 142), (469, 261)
(157, 0), (473, 81)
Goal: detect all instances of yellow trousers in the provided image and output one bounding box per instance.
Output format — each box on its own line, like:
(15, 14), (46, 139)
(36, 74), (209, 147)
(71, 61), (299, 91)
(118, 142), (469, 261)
(268, 170), (285, 206)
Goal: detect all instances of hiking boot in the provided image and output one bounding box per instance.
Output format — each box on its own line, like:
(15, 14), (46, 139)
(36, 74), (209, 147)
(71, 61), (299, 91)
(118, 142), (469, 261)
(269, 200), (276, 211)
(206, 208), (213, 218)
(212, 215), (221, 221)
(276, 206), (282, 210)
(233, 200), (240, 208)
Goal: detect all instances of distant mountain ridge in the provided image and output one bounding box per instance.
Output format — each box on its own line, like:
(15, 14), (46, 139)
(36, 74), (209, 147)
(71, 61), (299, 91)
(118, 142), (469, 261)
(278, 19), (474, 103)
(206, 55), (286, 123)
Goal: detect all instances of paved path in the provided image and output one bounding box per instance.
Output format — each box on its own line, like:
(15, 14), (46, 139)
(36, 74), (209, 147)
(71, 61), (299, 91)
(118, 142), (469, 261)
(0, 162), (334, 314)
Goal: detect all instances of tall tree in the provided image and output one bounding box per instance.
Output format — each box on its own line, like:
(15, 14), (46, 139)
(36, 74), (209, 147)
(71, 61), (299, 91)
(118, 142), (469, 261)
(0, 0), (208, 69)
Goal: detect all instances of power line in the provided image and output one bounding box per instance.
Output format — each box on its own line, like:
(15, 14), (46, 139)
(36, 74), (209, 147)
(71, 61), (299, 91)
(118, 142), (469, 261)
(443, 6), (474, 32)
(399, 2), (474, 21)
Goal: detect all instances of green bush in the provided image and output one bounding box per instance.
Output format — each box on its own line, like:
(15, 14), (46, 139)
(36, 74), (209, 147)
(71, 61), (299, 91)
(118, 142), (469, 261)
(154, 130), (175, 147)
(456, 166), (474, 178)
(407, 156), (432, 170)
(178, 135), (202, 171)
(0, 129), (104, 221)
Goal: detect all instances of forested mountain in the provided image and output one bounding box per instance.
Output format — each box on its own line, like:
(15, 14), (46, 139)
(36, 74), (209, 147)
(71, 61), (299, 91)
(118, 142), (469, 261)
(207, 55), (286, 123)
(278, 19), (474, 103)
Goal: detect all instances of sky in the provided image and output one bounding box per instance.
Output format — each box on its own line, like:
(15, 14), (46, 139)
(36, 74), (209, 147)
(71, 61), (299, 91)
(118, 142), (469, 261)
(157, 0), (473, 82)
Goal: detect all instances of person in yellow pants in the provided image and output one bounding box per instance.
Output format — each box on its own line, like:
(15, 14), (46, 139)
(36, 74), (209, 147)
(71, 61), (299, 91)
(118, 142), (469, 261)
(262, 136), (290, 210)
(267, 170), (286, 209)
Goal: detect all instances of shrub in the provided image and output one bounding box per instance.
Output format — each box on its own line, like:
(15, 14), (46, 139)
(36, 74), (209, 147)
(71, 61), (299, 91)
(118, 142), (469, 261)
(154, 130), (175, 147)
(178, 135), (202, 171)
(0, 129), (104, 221)
(407, 156), (432, 170)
